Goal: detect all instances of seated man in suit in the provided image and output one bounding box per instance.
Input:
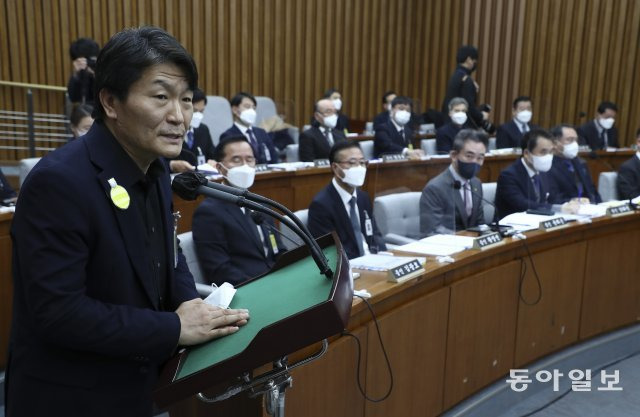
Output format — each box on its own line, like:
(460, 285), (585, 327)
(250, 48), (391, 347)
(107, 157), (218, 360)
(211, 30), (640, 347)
(436, 97), (473, 154)
(308, 141), (386, 259)
(220, 91), (279, 165)
(578, 101), (619, 150)
(420, 129), (487, 236)
(548, 124), (601, 204)
(617, 129), (640, 199)
(323, 88), (350, 133)
(373, 90), (396, 131)
(193, 136), (286, 286)
(496, 96), (537, 149)
(299, 98), (347, 161)
(495, 129), (556, 219)
(373, 96), (424, 159)
(0, 167), (17, 205)
(169, 88), (217, 173)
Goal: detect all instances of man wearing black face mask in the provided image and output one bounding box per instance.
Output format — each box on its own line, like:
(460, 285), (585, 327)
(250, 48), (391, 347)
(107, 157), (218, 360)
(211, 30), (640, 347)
(419, 129), (488, 236)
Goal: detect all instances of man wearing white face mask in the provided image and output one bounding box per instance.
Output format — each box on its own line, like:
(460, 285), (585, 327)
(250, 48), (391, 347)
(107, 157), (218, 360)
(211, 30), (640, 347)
(308, 141), (386, 259)
(496, 96), (538, 149)
(323, 88), (350, 133)
(169, 88), (216, 173)
(299, 98), (347, 161)
(220, 92), (279, 165)
(495, 129), (556, 219)
(578, 101), (619, 150)
(548, 124), (601, 204)
(374, 96), (424, 159)
(192, 136), (286, 286)
(436, 97), (472, 154)
(373, 90), (396, 131)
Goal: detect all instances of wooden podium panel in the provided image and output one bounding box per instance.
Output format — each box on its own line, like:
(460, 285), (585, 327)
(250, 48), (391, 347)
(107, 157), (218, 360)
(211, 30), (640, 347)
(514, 241), (587, 366)
(443, 261), (520, 409)
(365, 287), (450, 417)
(278, 327), (368, 417)
(580, 228), (640, 339)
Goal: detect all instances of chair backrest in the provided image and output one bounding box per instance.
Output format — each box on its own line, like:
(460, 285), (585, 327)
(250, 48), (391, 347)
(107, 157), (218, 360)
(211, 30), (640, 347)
(373, 192), (422, 240)
(421, 139), (437, 155)
(481, 182), (497, 224)
(203, 95), (233, 145)
(255, 96), (278, 127)
(360, 140), (374, 160)
(488, 137), (497, 151)
(598, 172), (619, 202)
(19, 157), (41, 186)
(177, 231), (205, 284)
(286, 144), (300, 162)
(278, 209), (308, 250)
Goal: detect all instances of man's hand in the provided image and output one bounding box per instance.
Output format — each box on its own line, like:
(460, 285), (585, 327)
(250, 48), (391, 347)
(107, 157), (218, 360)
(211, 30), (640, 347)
(407, 149), (425, 160)
(72, 57), (88, 75)
(206, 159), (218, 169)
(176, 299), (249, 346)
(170, 160), (195, 173)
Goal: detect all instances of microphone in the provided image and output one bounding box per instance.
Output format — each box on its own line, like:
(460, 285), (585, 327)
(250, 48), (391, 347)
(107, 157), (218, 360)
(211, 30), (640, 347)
(453, 180), (514, 236)
(172, 172), (333, 279)
(250, 211), (302, 248)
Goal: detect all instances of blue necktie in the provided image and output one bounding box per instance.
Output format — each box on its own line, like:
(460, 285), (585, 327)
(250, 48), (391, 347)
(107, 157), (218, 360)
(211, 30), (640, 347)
(186, 130), (194, 148)
(349, 197), (365, 257)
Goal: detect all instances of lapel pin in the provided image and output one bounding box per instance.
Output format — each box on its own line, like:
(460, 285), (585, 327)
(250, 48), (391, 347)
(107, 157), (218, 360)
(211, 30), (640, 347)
(108, 178), (130, 210)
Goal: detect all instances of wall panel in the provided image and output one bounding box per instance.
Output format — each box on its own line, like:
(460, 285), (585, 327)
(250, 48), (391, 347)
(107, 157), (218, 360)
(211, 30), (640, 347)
(1, 0), (640, 161)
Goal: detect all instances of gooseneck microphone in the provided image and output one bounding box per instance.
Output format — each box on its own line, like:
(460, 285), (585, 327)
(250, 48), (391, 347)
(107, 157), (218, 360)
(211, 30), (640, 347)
(453, 180), (514, 236)
(251, 211), (301, 248)
(172, 172), (333, 279)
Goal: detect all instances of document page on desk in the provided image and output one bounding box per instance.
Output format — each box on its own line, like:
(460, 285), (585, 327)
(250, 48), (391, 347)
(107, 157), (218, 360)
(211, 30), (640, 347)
(396, 234), (475, 256)
(350, 254), (426, 271)
(499, 212), (554, 231)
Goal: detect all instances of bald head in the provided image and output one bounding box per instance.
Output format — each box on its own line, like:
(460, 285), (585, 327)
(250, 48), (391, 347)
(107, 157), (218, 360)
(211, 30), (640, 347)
(314, 98), (337, 126)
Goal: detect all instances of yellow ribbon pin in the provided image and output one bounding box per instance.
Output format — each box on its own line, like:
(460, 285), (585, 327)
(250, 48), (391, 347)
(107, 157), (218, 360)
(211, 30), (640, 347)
(108, 178), (130, 210)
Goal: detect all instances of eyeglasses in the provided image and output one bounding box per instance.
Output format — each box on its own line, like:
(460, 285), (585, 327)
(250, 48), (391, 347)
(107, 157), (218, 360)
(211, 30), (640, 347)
(336, 159), (369, 168)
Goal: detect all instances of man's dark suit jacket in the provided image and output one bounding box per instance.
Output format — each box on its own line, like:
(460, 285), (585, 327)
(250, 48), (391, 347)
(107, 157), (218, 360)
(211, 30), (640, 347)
(192, 197), (285, 286)
(548, 156), (602, 204)
(6, 122), (198, 417)
(299, 126), (346, 162)
(308, 183), (386, 259)
(374, 119), (414, 157)
(495, 159), (553, 219)
(435, 122), (472, 154)
(0, 168), (16, 201)
(220, 124), (279, 164)
(171, 123), (216, 165)
(441, 65), (483, 127)
(373, 111), (390, 131)
(617, 154), (640, 199)
(577, 120), (619, 150)
(496, 120), (538, 149)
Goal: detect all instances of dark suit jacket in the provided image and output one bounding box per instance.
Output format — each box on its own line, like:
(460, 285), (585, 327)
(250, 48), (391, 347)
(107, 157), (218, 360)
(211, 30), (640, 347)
(299, 126), (347, 162)
(374, 119), (414, 157)
(373, 111), (390, 131)
(577, 120), (619, 150)
(495, 159), (553, 219)
(220, 124), (279, 164)
(308, 183), (386, 259)
(435, 122), (472, 154)
(496, 120), (538, 149)
(420, 168), (485, 236)
(6, 122), (198, 417)
(0, 168), (16, 201)
(171, 123), (216, 165)
(617, 154), (640, 199)
(192, 197), (285, 286)
(548, 156), (601, 204)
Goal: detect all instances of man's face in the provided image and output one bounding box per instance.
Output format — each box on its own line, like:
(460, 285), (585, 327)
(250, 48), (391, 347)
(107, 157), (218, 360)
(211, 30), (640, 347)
(332, 147), (366, 180)
(449, 103), (468, 117)
(314, 99), (336, 125)
(232, 97), (256, 119)
(555, 127), (578, 154)
(101, 62), (193, 168)
(512, 100), (532, 117)
(193, 99), (206, 113)
(452, 140), (486, 166)
(391, 103), (411, 117)
(524, 137), (554, 164)
(218, 140), (256, 175)
(598, 108), (617, 120)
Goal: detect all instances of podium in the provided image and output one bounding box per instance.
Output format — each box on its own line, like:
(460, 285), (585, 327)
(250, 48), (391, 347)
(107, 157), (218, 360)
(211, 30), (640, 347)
(154, 233), (353, 410)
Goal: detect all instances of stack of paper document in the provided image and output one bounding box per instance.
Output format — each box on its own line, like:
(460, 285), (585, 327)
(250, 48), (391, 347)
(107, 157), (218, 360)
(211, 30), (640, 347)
(396, 234), (476, 256)
(349, 254), (426, 271)
(499, 212), (556, 232)
(267, 162), (315, 171)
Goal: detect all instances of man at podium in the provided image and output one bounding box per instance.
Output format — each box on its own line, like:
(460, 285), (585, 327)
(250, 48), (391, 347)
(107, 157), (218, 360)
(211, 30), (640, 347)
(6, 27), (249, 417)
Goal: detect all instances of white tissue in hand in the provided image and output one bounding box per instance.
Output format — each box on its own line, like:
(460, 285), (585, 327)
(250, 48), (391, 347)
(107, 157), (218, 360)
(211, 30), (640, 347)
(203, 282), (237, 308)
